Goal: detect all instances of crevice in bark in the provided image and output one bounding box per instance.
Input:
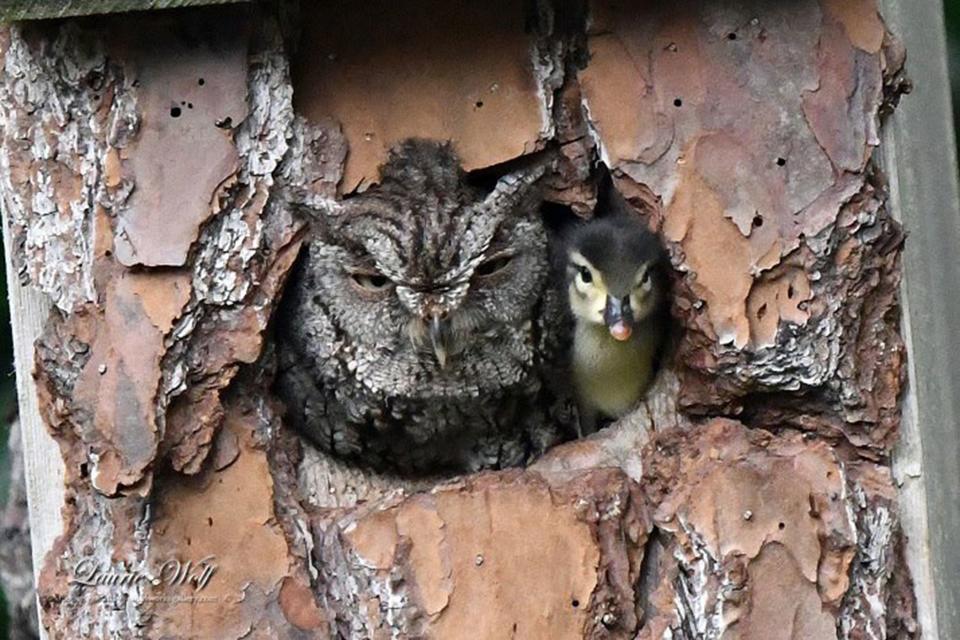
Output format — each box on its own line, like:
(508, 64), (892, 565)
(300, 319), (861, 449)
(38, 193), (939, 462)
(0, 0), (922, 636)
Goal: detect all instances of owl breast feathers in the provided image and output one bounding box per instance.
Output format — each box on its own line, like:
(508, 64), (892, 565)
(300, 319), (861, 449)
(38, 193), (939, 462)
(276, 140), (573, 473)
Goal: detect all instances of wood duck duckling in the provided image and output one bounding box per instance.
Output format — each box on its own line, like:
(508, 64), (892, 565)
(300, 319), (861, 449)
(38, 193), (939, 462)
(564, 209), (667, 432)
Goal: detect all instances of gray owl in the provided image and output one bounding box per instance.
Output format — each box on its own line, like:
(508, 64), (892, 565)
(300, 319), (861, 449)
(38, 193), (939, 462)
(276, 140), (573, 474)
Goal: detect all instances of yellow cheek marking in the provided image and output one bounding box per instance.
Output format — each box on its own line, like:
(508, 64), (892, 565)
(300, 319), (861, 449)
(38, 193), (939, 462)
(569, 282), (607, 323)
(569, 252), (611, 323)
(592, 285), (607, 318)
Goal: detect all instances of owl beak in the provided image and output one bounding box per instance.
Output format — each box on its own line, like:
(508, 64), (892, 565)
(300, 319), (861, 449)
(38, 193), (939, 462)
(429, 313), (450, 368)
(603, 295), (634, 342)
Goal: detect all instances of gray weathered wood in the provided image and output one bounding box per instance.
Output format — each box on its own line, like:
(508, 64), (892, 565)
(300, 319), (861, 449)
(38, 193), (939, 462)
(1, 205), (63, 640)
(881, 1), (960, 638)
(0, 0), (249, 22)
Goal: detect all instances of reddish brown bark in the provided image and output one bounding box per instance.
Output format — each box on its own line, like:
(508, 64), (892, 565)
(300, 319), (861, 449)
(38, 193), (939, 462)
(0, 1), (916, 638)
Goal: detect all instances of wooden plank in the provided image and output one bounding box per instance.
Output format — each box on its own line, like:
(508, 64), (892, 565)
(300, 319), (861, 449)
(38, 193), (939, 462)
(0, 0), (249, 22)
(1, 208), (63, 639)
(880, 0), (960, 637)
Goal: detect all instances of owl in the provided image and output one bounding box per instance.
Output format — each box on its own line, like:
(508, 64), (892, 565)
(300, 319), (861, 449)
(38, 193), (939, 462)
(275, 140), (573, 474)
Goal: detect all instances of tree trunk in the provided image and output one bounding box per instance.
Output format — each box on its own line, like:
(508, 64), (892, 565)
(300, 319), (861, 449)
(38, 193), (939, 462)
(0, 1), (923, 638)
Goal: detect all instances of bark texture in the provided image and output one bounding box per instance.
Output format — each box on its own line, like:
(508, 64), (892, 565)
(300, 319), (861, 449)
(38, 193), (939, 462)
(0, 0), (917, 638)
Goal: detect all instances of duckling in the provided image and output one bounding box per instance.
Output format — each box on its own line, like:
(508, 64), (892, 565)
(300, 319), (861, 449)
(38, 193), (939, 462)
(564, 201), (667, 432)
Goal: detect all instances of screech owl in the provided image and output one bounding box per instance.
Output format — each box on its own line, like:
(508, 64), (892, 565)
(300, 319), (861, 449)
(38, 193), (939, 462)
(275, 140), (574, 474)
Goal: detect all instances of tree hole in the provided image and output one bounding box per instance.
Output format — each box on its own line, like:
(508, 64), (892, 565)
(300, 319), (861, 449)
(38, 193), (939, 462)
(571, 599), (580, 608)
(475, 100), (484, 108)
(673, 97), (683, 107)
(727, 32), (737, 40)
(752, 214), (763, 228)
(170, 106), (182, 118)
(776, 157), (786, 166)
(198, 77), (205, 86)
(778, 522), (785, 530)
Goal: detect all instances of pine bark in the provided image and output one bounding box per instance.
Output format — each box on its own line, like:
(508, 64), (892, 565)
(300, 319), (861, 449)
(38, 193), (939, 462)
(0, 1), (918, 638)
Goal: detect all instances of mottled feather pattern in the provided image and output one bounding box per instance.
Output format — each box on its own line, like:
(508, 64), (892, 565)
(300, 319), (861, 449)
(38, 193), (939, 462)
(276, 140), (574, 473)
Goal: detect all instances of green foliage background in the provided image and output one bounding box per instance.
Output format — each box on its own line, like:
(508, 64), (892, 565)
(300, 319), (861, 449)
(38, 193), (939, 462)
(0, 217), (12, 640)
(948, 0), (960, 142)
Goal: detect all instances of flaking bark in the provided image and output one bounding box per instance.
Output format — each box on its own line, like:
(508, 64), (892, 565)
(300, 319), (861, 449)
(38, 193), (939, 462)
(0, 0), (918, 638)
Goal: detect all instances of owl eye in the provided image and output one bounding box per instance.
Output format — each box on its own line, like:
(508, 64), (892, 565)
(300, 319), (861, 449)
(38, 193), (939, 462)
(475, 253), (514, 278)
(350, 271), (393, 293)
(577, 265), (593, 284)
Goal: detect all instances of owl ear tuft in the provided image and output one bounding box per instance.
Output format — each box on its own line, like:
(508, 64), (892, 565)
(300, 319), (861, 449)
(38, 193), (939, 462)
(480, 152), (558, 213)
(292, 198), (344, 237)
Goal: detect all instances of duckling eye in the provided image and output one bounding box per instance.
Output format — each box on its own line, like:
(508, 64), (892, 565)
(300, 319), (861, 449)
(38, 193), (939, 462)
(351, 271), (393, 292)
(578, 266), (593, 284)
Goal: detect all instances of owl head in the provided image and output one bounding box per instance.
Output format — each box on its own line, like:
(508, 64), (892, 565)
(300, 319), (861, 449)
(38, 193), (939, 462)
(301, 139), (551, 399)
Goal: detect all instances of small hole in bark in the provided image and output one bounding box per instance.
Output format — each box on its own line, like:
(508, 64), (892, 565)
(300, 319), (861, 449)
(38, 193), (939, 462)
(752, 214), (763, 228)
(87, 71), (104, 90)
(207, 517), (213, 527)
(170, 106), (182, 118)
(571, 599), (580, 608)
(673, 98), (683, 107)
(79, 462), (89, 478)
(757, 303), (767, 320)
(776, 157), (787, 166)
(93, 94), (100, 101)
(215, 117), (233, 129)
(475, 100), (484, 108)
(188, 103), (194, 109)
(778, 522), (785, 530)
(727, 32), (738, 40)
(798, 232), (806, 241)
(787, 284), (796, 299)
(198, 78), (205, 86)
(187, 536), (192, 546)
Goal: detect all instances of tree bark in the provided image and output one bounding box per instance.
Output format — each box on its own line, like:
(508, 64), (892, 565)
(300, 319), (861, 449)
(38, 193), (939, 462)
(0, 1), (919, 638)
